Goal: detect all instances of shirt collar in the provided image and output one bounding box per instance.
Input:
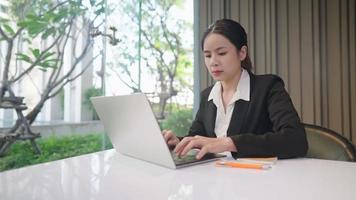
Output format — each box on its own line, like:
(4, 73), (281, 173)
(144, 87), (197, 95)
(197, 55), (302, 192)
(208, 69), (250, 104)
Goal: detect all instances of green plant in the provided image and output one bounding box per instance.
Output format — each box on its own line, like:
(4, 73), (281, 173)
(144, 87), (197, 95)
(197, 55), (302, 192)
(0, 0), (106, 125)
(0, 133), (112, 172)
(110, 0), (193, 119)
(160, 108), (193, 137)
(83, 87), (103, 120)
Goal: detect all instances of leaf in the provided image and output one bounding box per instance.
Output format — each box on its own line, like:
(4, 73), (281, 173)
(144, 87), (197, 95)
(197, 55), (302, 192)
(89, 0), (96, 6)
(31, 48), (40, 59)
(53, 9), (69, 23)
(43, 12), (52, 21)
(3, 24), (15, 35)
(38, 68), (47, 72)
(39, 62), (50, 68)
(44, 58), (59, 63)
(26, 13), (40, 21)
(42, 52), (56, 60)
(27, 21), (47, 37)
(38, 59), (58, 69)
(0, 18), (9, 23)
(18, 20), (47, 37)
(16, 53), (32, 63)
(95, 7), (105, 15)
(95, 0), (105, 7)
(17, 21), (30, 28)
(41, 27), (56, 39)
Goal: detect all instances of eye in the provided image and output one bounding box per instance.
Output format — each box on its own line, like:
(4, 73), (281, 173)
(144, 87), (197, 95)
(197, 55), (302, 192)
(204, 54), (211, 58)
(218, 52), (227, 56)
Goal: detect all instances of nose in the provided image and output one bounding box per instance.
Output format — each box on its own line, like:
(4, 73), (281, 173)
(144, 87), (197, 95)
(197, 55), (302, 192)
(210, 54), (218, 67)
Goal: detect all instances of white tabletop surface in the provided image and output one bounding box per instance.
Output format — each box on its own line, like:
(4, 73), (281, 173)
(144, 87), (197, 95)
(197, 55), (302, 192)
(1, 149), (356, 200)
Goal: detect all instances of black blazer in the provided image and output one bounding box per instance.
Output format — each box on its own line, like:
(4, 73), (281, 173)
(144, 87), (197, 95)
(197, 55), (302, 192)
(188, 72), (308, 159)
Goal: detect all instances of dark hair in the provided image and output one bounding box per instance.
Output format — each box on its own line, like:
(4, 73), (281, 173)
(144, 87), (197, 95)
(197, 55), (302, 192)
(201, 19), (253, 71)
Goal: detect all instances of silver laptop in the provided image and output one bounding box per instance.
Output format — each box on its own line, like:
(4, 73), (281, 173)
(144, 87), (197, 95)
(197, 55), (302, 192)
(91, 93), (225, 169)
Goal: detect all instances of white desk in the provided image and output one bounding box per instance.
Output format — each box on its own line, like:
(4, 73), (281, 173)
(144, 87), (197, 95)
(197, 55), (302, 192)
(1, 149), (356, 200)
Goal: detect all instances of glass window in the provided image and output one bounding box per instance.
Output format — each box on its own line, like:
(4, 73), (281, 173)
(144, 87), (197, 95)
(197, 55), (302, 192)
(0, 0), (193, 172)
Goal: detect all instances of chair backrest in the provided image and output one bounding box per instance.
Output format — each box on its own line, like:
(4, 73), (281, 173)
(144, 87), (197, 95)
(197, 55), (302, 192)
(303, 123), (356, 162)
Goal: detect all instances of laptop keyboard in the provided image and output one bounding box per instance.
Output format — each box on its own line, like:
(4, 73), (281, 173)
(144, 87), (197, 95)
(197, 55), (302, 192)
(171, 152), (198, 165)
(170, 150), (224, 165)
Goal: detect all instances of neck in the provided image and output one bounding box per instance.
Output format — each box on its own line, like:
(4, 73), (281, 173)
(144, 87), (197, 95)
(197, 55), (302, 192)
(221, 70), (242, 93)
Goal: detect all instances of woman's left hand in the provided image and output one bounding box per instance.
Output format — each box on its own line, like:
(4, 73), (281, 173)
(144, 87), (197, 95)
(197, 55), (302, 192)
(174, 135), (237, 159)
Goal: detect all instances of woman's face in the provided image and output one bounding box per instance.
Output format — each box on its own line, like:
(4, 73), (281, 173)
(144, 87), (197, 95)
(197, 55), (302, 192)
(203, 33), (246, 82)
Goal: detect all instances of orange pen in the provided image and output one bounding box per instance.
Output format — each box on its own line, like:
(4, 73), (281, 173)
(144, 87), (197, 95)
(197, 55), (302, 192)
(216, 160), (271, 170)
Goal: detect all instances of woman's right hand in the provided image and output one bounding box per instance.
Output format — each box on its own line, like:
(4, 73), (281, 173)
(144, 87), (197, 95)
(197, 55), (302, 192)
(162, 129), (180, 148)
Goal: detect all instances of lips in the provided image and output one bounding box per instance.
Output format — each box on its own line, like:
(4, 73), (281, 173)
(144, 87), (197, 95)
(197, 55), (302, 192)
(212, 70), (223, 76)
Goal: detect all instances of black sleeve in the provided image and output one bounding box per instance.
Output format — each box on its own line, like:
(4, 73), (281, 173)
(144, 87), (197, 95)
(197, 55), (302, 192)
(230, 81), (308, 159)
(187, 95), (208, 137)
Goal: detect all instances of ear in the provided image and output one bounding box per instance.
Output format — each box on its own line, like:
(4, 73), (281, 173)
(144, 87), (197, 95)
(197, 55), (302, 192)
(239, 46), (248, 61)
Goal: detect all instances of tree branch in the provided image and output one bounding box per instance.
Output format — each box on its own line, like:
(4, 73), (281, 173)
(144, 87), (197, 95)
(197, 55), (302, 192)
(67, 54), (98, 82)
(141, 30), (166, 67)
(52, 18), (75, 83)
(1, 38), (13, 84)
(10, 33), (63, 82)
(11, 27), (24, 40)
(48, 53), (99, 99)
(0, 27), (10, 41)
(52, 28), (93, 88)
(46, 0), (70, 15)
(159, 18), (178, 78)
(110, 66), (140, 92)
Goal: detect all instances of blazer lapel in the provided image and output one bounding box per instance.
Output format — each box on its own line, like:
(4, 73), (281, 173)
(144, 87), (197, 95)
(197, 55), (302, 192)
(206, 100), (217, 137)
(227, 100), (250, 136)
(227, 70), (254, 136)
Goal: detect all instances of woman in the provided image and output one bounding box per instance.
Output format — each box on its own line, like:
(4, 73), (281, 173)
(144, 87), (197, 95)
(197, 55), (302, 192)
(163, 19), (308, 160)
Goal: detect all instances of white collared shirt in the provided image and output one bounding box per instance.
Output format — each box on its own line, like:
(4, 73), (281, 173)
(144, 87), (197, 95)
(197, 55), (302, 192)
(208, 69), (250, 138)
